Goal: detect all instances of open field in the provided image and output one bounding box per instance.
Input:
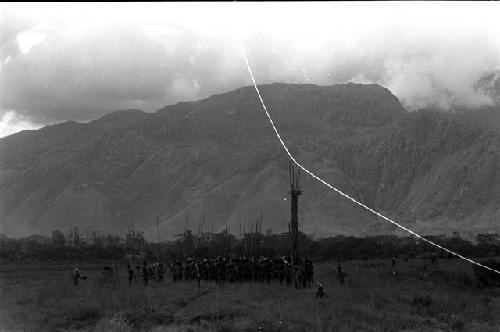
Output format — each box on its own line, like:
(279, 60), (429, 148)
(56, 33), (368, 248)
(1, 258), (500, 332)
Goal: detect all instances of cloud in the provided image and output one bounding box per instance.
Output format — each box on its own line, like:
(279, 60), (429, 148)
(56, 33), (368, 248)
(0, 19), (249, 124)
(0, 110), (41, 138)
(16, 29), (46, 54)
(1, 24), (191, 123)
(1, 2), (500, 132)
(380, 34), (499, 110)
(235, 17), (500, 112)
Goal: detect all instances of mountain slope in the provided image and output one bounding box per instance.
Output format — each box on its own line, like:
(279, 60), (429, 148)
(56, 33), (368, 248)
(1, 83), (499, 239)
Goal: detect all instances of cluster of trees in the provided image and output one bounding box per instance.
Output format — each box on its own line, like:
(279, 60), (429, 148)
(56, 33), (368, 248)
(0, 226), (147, 261)
(1, 227), (500, 263)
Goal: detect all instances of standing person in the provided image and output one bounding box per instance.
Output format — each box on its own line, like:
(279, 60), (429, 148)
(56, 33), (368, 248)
(264, 258), (272, 285)
(72, 267), (81, 287)
(157, 263), (164, 283)
(142, 261), (149, 286)
(316, 282), (325, 298)
(278, 258), (286, 286)
(127, 264), (134, 286)
(149, 266), (155, 282)
(285, 260), (292, 286)
(135, 266), (140, 281)
(391, 257), (397, 277)
(336, 265), (346, 285)
(195, 263), (201, 290)
(294, 264), (303, 289)
(173, 260), (182, 282)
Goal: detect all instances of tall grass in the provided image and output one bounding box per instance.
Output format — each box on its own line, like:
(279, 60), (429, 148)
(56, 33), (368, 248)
(1, 258), (499, 331)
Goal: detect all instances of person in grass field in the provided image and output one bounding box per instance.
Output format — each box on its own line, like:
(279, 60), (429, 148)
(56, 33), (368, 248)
(316, 282), (325, 298)
(336, 265), (346, 285)
(391, 257), (397, 277)
(127, 263), (134, 286)
(142, 261), (149, 286)
(71, 267), (81, 287)
(135, 265), (140, 281)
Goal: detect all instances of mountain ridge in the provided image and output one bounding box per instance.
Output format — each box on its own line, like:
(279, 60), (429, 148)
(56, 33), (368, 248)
(1, 83), (499, 239)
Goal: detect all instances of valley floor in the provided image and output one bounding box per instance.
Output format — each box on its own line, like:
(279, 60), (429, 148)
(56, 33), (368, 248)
(1, 258), (499, 331)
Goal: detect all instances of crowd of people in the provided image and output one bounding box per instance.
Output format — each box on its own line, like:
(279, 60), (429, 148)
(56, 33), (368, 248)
(126, 261), (165, 286)
(70, 254), (440, 299)
(170, 256), (315, 289)
(70, 256), (318, 290)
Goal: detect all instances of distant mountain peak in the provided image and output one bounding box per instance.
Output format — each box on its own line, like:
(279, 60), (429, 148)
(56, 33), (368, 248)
(157, 82), (406, 128)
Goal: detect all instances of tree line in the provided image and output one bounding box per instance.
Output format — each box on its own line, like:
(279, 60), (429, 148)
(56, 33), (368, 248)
(1, 226), (499, 263)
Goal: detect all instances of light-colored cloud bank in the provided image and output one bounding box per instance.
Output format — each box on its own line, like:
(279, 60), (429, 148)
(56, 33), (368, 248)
(0, 111), (41, 138)
(1, 2), (500, 137)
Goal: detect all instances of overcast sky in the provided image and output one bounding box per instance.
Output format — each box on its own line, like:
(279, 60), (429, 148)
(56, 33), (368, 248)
(1, 2), (500, 137)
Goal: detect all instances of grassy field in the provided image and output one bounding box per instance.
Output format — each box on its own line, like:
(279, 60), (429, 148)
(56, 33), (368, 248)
(1, 258), (499, 332)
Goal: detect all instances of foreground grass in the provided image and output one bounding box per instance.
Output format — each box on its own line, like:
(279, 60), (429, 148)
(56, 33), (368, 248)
(1, 258), (500, 331)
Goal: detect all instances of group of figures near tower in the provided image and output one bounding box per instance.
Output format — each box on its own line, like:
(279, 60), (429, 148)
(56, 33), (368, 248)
(70, 255), (354, 300)
(170, 256), (315, 289)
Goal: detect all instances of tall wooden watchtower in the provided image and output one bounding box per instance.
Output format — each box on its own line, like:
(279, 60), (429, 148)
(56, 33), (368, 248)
(289, 161), (303, 266)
